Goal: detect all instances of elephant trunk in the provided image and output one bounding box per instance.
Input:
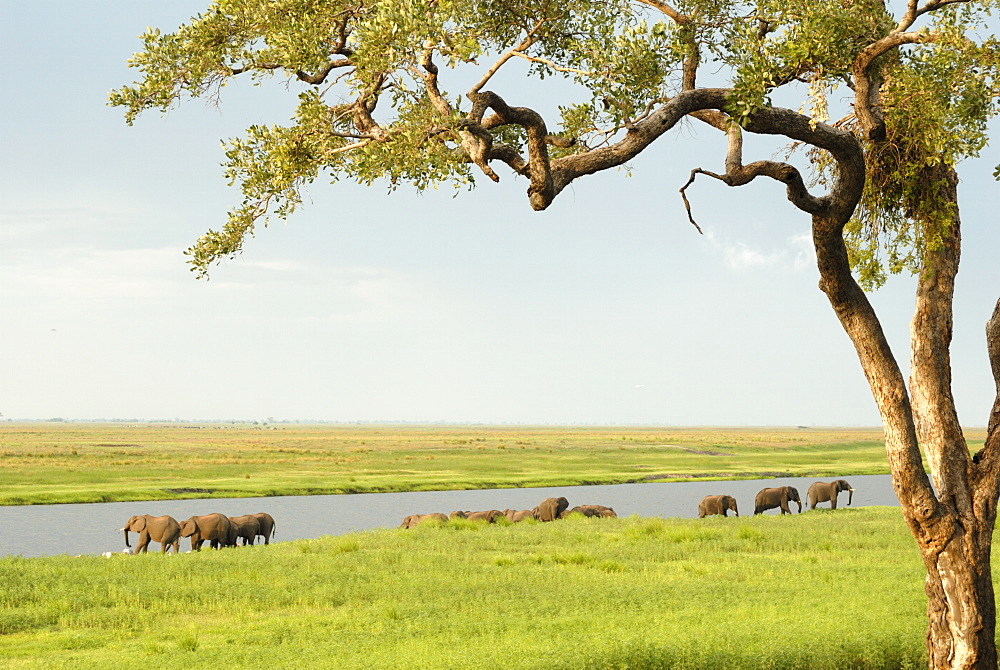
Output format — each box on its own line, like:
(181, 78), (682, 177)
(123, 527), (131, 548)
(796, 499), (802, 513)
(848, 488), (853, 506)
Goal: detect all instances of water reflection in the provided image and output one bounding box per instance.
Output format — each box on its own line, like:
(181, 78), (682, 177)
(0, 474), (898, 558)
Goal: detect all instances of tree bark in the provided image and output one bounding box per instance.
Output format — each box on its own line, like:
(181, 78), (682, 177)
(812, 162), (998, 669)
(532, 84), (999, 669)
(905, 166), (998, 669)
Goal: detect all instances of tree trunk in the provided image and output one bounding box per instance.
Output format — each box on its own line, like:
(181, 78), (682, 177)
(922, 530), (997, 669)
(810, 169), (999, 669)
(906, 166), (998, 669)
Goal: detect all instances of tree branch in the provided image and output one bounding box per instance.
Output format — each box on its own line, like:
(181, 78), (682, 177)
(907, 167), (970, 518)
(417, 46), (454, 117)
(633, 0), (689, 24)
(295, 59), (353, 85)
(679, 123), (826, 230)
(987, 298), (1000, 438)
(511, 52), (594, 78)
(467, 90), (554, 206)
(468, 20), (546, 95)
(852, 32), (931, 140)
(548, 89), (863, 217)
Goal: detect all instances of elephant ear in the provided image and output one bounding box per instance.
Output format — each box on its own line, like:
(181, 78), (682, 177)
(179, 519), (194, 537)
(133, 516), (147, 532)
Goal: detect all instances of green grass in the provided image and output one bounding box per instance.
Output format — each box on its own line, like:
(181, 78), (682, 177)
(0, 508), (958, 669)
(3, 423), (974, 505)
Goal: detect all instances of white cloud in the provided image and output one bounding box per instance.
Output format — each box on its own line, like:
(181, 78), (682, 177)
(705, 230), (816, 272)
(0, 203), (141, 248)
(1, 246), (185, 306)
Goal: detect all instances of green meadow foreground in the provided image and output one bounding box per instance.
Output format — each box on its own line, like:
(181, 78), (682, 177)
(4, 423), (985, 505)
(3, 508), (988, 669)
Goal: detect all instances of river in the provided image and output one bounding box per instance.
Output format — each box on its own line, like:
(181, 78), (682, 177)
(0, 474), (897, 558)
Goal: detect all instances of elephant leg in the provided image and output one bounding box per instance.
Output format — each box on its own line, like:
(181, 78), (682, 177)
(831, 497), (837, 510)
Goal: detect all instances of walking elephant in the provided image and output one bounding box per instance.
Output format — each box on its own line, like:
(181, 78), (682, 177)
(503, 509), (534, 522)
(753, 486), (802, 515)
(400, 513), (448, 528)
(252, 512), (276, 544)
(698, 495), (739, 518)
(179, 513), (236, 551)
(532, 497), (569, 522)
(561, 505), (617, 518)
(807, 480), (854, 509)
(463, 510), (504, 523)
(122, 514), (181, 554)
(228, 515), (261, 545)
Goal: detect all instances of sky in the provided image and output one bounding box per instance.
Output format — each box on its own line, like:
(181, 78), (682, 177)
(0, 2), (997, 426)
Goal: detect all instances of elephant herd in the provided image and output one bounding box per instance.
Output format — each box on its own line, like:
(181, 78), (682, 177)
(121, 512), (276, 553)
(116, 482), (854, 553)
(400, 496), (617, 528)
(698, 480), (855, 518)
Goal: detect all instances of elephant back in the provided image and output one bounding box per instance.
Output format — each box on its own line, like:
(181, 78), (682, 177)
(534, 497), (569, 521)
(252, 512), (276, 540)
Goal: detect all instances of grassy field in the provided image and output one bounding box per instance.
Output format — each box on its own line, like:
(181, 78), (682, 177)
(3, 422), (980, 506)
(0, 507), (970, 669)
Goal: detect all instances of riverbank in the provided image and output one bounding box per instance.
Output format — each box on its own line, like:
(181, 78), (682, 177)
(3, 423), (968, 506)
(0, 508), (939, 669)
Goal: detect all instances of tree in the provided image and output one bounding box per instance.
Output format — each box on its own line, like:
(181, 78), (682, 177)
(111, 1), (1000, 667)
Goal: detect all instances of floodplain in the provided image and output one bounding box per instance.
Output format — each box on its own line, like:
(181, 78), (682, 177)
(1, 423), (993, 668)
(2, 422), (975, 506)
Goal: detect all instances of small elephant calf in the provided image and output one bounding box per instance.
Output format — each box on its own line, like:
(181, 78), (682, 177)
(229, 515), (261, 545)
(400, 513), (448, 528)
(698, 495), (739, 518)
(560, 505), (617, 519)
(503, 509), (534, 523)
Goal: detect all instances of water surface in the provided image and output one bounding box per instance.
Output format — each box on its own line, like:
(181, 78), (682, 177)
(0, 474), (896, 558)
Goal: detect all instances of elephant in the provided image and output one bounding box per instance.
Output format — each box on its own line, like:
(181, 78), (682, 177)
(560, 505), (617, 518)
(449, 511), (467, 519)
(463, 510), (504, 523)
(252, 512), (276, 544)
(753, 486), (802, 515)
(503, 509), (534, 523)
(698, 495), (739, 518)
(532, 497), (569, 522)
(807, 480), (855, 509)
(122, 514), (181, 554)
(179, 513), (236, 551)
(228, 515), (261, 545)
(400, 513), (448, 528)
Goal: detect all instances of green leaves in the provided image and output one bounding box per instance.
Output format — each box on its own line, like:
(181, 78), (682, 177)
(114, 0), (1000, 282)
